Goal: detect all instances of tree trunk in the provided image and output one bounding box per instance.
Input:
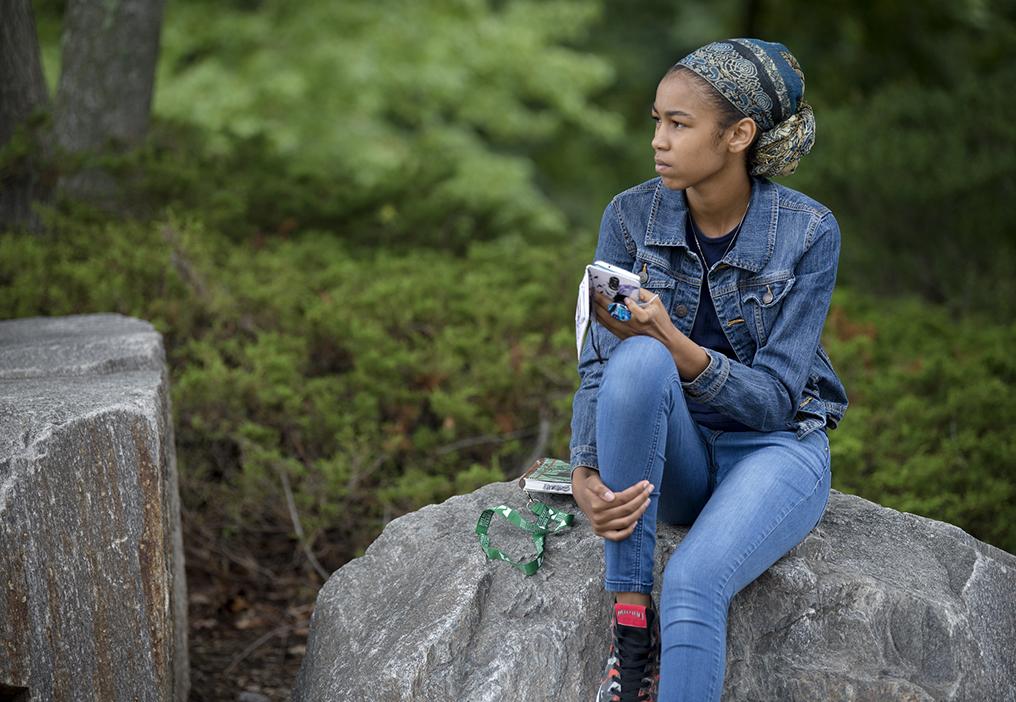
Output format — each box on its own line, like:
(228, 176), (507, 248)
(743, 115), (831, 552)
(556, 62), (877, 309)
(54, 0), (166, 204)
(0, 0), (52, 233)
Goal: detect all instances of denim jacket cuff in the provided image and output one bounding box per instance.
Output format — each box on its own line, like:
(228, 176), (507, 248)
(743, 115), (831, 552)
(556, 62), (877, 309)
(570, 446), (599, 475)
(680, 347), (730, 403)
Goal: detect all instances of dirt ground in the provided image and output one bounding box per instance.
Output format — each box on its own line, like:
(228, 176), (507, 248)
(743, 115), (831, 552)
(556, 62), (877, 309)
(182, 510), (326, 702)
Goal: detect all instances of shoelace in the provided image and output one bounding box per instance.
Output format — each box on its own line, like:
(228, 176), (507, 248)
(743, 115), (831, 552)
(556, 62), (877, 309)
(613, 623), (654, 702)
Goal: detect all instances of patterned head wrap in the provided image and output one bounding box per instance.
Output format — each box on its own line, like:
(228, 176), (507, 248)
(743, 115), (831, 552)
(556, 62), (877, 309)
(675, 38), (815, 177)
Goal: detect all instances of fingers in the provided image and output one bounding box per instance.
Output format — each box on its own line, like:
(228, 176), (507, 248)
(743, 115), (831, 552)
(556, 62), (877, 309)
(596, 483), (653, 523)
(585, 474), (650, 508)
(593, 290), (613, 309)
(630, 287), (651, 303)
(594, 290), (663, 338)
(623, 297), (648, 323)
(595, 288), (657, 311)
(594, 301), (631, 339)
(582, 475), (655, 540)
(628, 289), (659, 309)
(600, 496), (652, 541)
(624, 292), (660, 323)
(599, 488), (652, 527)
(595, 291), (635, 313)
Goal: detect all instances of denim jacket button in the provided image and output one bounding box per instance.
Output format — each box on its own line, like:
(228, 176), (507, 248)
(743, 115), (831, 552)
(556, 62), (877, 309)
(675, 304), (689, 317)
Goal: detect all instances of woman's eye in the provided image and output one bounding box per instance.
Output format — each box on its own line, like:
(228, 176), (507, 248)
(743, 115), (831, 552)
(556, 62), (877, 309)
(671, 121), (685, 129)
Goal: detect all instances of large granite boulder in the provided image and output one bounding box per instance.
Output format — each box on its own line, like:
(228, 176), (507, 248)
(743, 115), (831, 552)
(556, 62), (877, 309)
(0, 314), (189, 701)
(294, 481), (1016, 701)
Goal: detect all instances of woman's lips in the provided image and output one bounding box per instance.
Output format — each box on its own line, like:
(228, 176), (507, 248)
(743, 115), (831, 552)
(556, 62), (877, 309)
(655, 161), (671, 173)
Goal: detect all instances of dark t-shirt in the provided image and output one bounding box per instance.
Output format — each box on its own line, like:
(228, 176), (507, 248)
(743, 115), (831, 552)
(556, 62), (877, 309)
(685, 213), (754, 432)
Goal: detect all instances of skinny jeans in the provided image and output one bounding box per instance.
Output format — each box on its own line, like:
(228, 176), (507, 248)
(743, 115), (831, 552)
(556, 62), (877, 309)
(596, 336), (831, 702)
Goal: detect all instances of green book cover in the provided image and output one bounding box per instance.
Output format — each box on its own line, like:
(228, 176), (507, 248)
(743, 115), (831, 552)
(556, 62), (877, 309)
(518, 457), (574, 495)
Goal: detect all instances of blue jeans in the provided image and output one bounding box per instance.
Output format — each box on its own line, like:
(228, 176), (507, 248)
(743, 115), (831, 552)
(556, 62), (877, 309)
(596, 336), (831, 702)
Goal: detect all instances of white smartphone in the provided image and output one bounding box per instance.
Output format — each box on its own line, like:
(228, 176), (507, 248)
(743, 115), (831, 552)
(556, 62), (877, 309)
(575, 260), (644, 359)
(587, 260), (642, 303)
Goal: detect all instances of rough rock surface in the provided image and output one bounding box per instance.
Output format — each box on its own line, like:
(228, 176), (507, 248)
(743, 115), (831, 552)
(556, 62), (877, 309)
(0, 314), (189, 701)
(294, 481), (1015, 701)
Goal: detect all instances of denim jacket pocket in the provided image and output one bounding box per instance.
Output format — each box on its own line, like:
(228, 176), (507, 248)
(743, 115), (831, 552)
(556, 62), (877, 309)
(634, 257), (677, 310)
(739, 275), (796, 345)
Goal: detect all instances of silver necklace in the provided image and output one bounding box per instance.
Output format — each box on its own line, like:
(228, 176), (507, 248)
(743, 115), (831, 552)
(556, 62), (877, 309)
(690, 199), (750, 272)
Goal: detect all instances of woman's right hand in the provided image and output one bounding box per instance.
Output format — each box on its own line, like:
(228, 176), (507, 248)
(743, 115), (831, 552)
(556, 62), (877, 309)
(571, 466), (654, 542)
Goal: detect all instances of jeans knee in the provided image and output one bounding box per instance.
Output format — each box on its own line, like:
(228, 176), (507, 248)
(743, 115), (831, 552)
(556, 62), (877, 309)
(662, 551), (726, 604)
(601, 336), (675, 405)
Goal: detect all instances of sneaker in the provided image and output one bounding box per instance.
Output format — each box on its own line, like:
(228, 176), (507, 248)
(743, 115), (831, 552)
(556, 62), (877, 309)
(595, 599), (660, 702)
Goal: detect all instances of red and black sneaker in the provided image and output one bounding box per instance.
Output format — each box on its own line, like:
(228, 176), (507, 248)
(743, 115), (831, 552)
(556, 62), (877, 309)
(595, 599), (660, 702)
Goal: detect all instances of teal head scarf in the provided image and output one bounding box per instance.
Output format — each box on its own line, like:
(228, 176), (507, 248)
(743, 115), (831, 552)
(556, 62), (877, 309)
(675, 38), (815, 177)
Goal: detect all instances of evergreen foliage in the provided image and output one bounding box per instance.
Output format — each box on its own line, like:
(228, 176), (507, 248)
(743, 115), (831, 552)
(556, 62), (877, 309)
(3, 198), (1014, 556)
(793, 64), (1016, 315)
(822, 291), (1016, 551)
(6, 0), (1014, 564)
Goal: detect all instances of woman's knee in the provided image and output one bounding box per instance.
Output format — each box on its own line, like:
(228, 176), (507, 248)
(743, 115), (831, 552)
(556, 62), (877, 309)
(601, 336), (675, 402)
(661, 550), (729, 612)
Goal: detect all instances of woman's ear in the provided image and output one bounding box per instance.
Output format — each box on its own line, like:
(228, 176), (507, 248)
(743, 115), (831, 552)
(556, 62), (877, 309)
(727, 117), (757, 155)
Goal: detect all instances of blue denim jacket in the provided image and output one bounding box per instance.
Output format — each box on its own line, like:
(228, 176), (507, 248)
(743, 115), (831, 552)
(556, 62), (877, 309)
(570, 175), (849, 472)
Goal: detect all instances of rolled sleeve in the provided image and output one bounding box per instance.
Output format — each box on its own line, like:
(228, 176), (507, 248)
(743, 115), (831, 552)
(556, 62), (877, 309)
(679, 347), (730, 402)
(569, 446), (599, 474)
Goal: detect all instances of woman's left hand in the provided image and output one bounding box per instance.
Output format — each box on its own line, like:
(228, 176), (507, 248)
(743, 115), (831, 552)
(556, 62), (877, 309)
(594, 288), (679, 345)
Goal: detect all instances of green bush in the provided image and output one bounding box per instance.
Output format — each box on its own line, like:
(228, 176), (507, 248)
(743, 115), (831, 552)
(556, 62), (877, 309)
(1, 209), (587, 563)
(3, 210), (1014, 559)
(824, 289), (1016, 551)
(793, 63), (1016, 318)
(147, 0), (622, 250)
(8, 0), (1013, 566)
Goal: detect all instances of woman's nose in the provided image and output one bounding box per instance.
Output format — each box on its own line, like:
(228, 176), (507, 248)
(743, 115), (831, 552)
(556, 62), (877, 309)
(651, 129), (667, 151)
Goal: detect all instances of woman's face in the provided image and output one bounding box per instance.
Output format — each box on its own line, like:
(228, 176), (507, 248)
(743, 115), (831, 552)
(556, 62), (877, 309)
(650, 72), (736, 190)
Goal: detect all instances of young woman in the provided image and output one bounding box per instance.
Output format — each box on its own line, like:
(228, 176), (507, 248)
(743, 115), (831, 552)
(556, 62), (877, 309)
(568, 39), (849, 702)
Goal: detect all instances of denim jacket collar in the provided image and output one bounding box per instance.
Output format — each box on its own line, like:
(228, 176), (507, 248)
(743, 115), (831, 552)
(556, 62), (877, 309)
(644, 175), (778, 273)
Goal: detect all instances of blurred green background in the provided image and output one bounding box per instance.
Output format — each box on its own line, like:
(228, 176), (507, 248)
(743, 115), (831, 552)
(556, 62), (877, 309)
(4, 0), (1015, 569)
